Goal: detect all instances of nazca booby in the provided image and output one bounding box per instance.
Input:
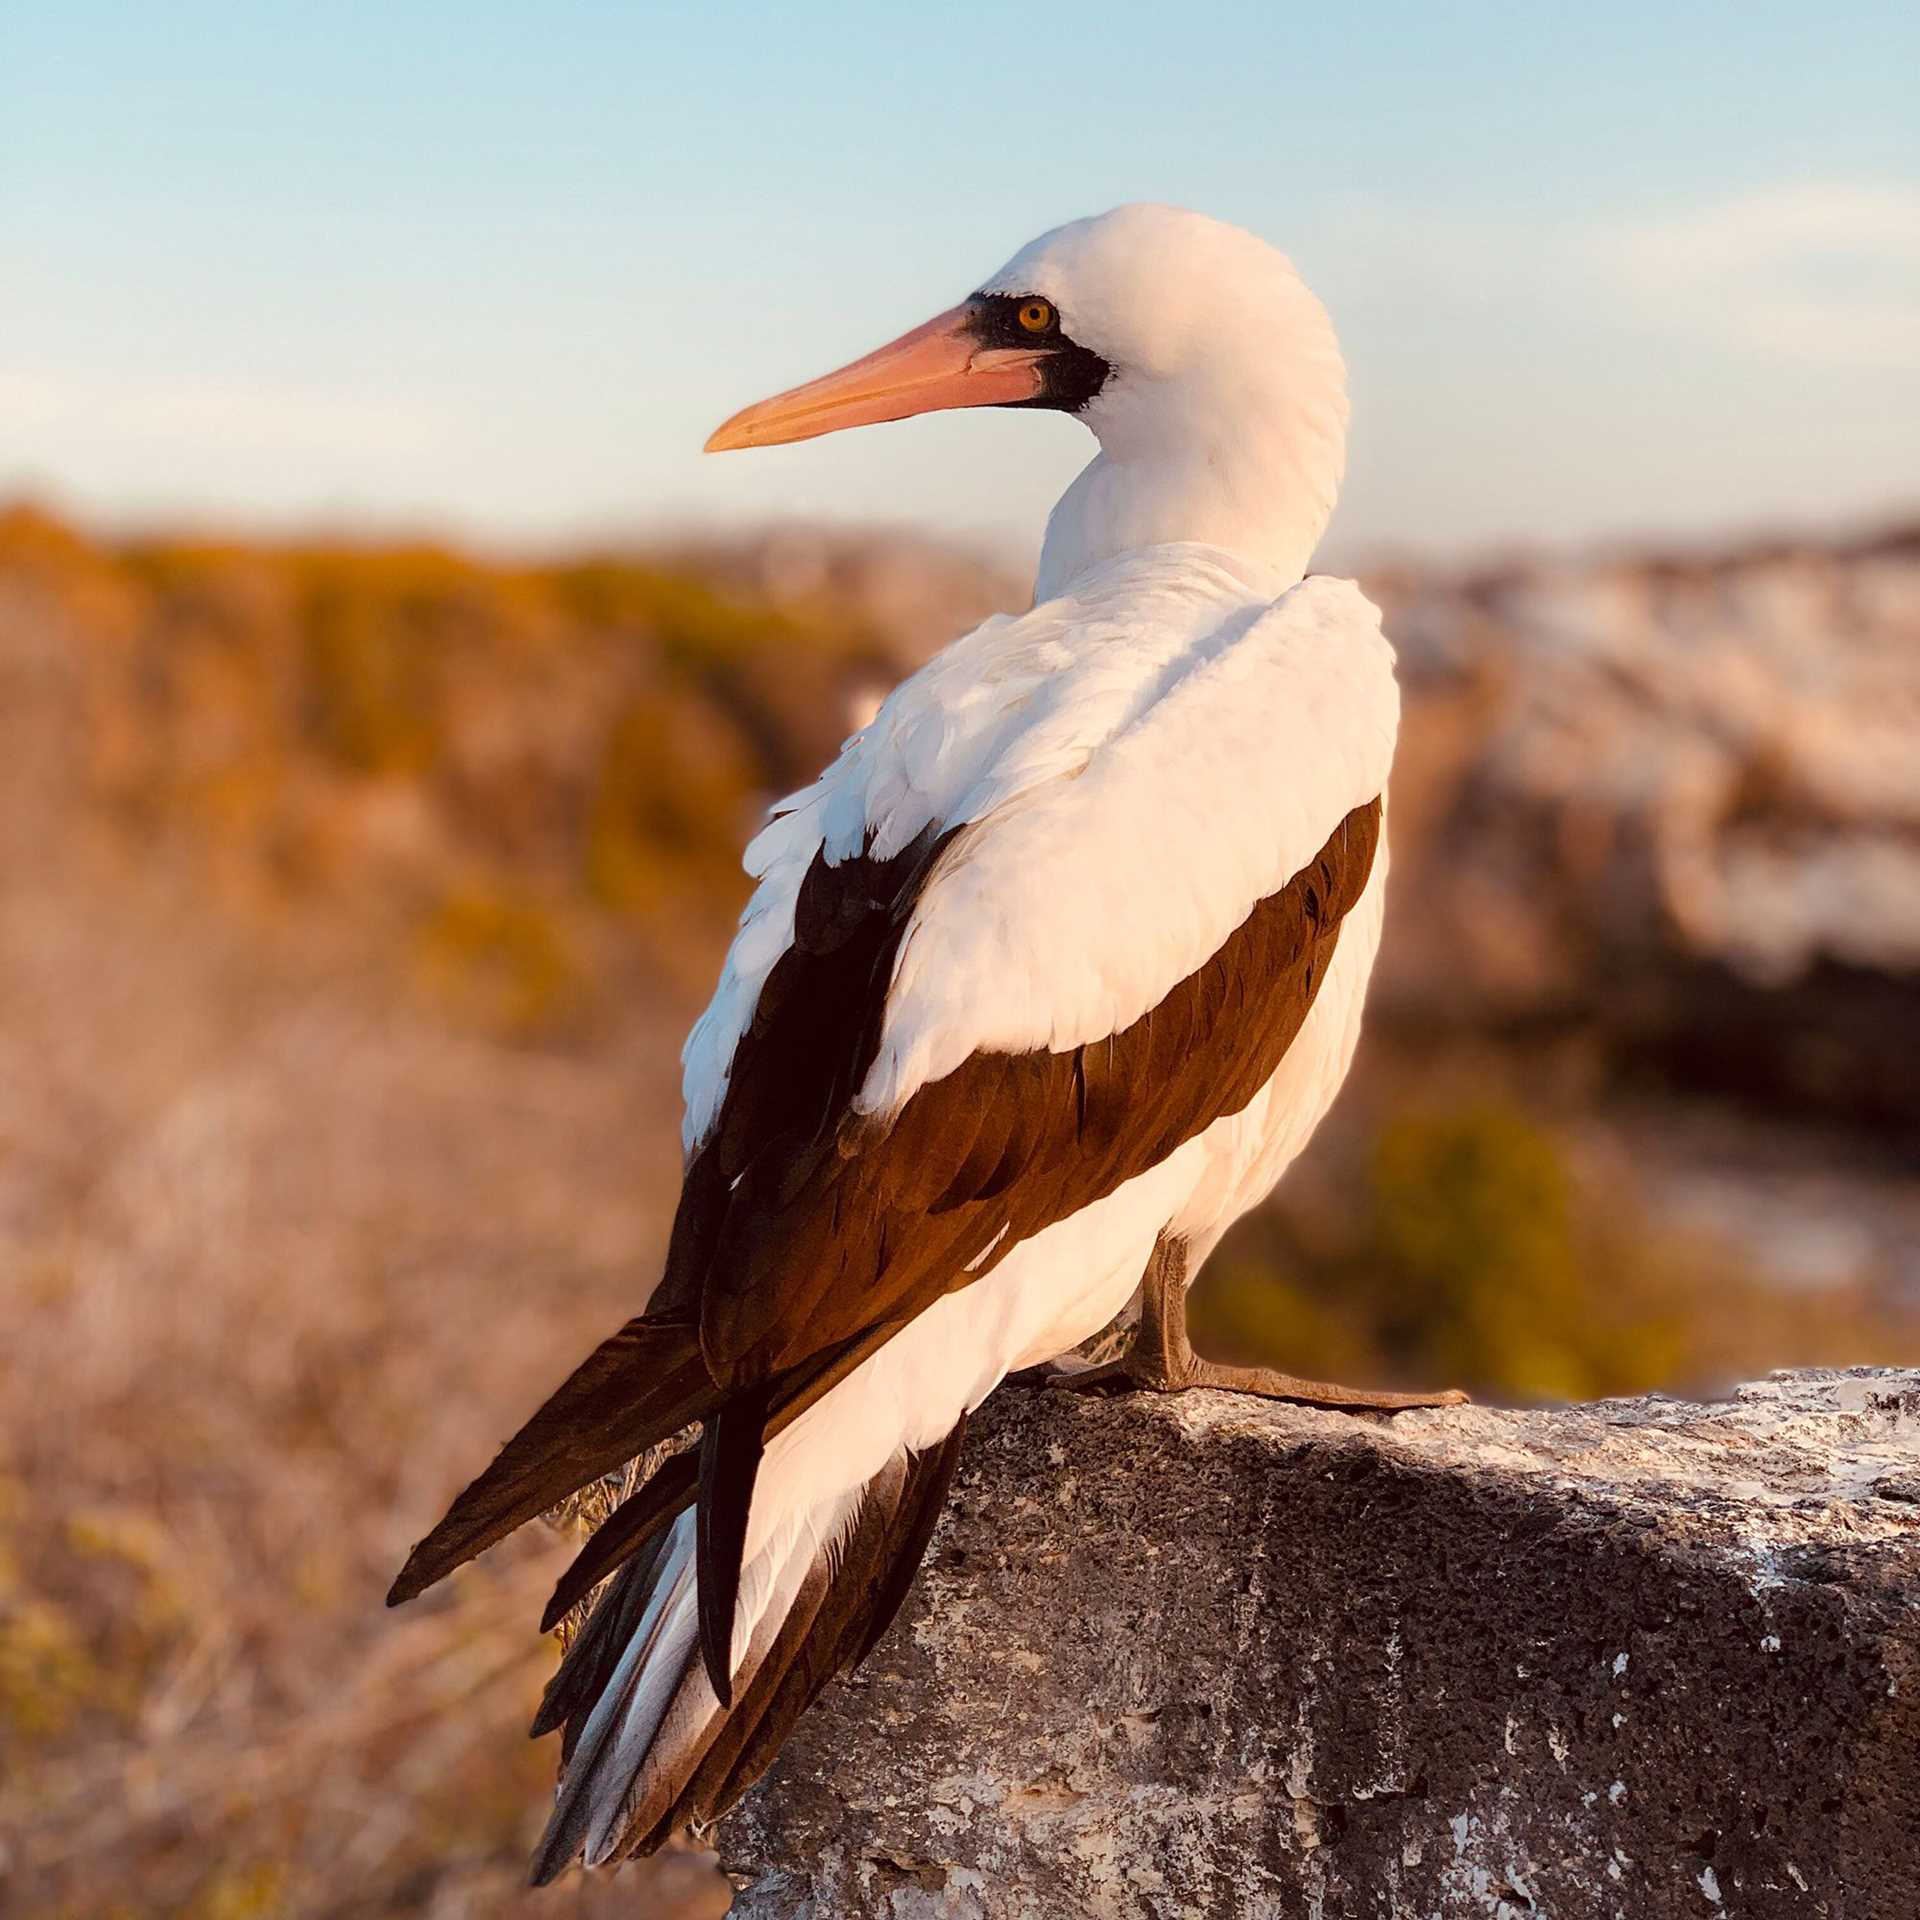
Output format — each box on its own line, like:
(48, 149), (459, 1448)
(387, 203), (1463, 1878)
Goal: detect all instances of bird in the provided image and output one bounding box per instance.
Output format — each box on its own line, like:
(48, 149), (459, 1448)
(385, 202), (1465, 1880)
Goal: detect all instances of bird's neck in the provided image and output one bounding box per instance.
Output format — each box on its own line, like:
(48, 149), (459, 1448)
(1033, 394), (1347, 603)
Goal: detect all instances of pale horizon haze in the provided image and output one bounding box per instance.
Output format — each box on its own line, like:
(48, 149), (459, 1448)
(4, 1), (1917, 570)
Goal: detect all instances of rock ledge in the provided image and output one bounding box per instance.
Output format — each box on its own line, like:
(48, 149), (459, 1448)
(722, 1368), (1920, 1918)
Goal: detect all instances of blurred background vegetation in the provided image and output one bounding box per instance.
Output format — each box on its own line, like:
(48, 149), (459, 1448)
(3, 501), (1916, 1915)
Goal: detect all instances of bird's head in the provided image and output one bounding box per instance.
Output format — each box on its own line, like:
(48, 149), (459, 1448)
(706, 205), (1349, 590)
(706, 204), (1344, 460)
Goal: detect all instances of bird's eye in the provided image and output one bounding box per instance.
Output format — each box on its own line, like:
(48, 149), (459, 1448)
(1017, 299), (1055, 334)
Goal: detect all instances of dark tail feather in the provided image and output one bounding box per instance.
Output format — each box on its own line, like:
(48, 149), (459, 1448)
(694, 1384), (773, 1707)
(669, 1318), (903, 1702)
(528, 1418), (970, 1879)
(387, 1314), (717, 1607)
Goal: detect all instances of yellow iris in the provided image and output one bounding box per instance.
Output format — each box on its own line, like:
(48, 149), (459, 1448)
(1017, 300), (1054, 334)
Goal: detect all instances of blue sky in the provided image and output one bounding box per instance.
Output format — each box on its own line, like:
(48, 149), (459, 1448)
(4, 1), (1917, 566)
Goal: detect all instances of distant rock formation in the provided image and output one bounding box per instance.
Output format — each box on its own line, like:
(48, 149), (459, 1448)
(1372, 526), (1920, 1130)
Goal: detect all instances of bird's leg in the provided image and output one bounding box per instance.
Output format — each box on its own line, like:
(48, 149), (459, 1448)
(1050, 1237), (1468, 1411)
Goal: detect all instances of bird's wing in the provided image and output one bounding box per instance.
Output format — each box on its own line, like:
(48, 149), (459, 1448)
(390, 555), (1399, 1698)
(669, 562), (1400, 1389)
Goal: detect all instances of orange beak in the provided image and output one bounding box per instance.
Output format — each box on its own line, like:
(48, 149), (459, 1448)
(704, 304), (1049, 452)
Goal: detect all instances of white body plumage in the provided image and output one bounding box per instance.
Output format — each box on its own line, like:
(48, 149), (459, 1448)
(689, 545), (1396, 1627)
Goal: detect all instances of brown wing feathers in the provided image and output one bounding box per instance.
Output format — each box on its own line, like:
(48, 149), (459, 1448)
(384, 1315), (717, 1607)
(389, 797), (1380, 1868)
(699, 796), (1383, 1386)
(384, 829), (956, 1620)
(680, 798), (1378, 1715)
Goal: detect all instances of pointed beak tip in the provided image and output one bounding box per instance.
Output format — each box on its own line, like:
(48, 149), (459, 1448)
(702, 422), (747, 454)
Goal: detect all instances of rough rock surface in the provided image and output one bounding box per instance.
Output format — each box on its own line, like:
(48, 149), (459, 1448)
(721, 1368), (1920, 1918)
